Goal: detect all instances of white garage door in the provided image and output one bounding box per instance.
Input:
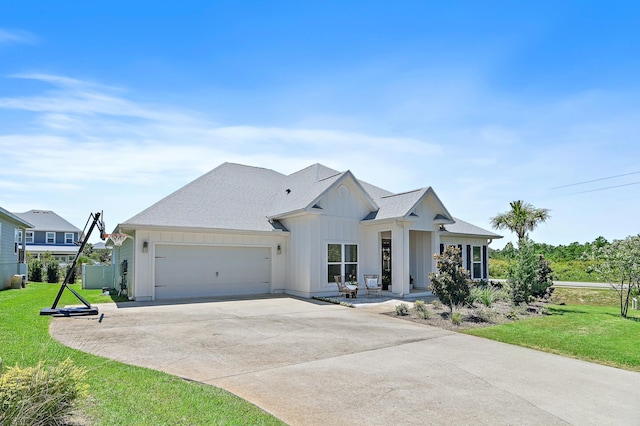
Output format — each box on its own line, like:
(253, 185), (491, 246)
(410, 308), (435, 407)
(154, 245), (271, 299)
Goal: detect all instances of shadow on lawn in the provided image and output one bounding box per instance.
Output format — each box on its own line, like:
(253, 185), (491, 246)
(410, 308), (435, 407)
(550, 305), (640, 322)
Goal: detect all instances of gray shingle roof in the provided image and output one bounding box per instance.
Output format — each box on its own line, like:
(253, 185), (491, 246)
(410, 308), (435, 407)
(14, 210), (79, 232)
(443, 217), (502, 239)
(123, 163), (288, 232)
(0, 206), (33, 228)
(120, 162), (499, 239)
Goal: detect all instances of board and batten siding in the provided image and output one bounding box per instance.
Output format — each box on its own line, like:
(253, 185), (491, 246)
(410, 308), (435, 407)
(113, 234), (135, 298)
(285, 178), (372, 297)
(408, 196), (440, 231)
(409, 230), (434, 289)
(0, 219), (20, 288)
(128, 229), (286, 301)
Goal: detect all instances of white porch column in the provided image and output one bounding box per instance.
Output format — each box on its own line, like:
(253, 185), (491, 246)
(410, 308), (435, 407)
(401, 221), (410, 295)
(390, 225), (401, 295)
(431, 231), (440, 274)
(391, 221), (411, 296)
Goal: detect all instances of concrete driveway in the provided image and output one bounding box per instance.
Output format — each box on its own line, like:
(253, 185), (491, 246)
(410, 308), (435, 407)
(51, 296), (640, 425)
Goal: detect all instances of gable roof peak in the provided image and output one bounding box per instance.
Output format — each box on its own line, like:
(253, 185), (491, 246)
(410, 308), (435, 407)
(380, 187), (426, 199)
(289, 163), (341, 182)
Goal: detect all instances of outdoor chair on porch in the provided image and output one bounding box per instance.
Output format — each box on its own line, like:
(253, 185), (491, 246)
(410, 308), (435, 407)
(334, 275), (358, 298)
(363, 274), (382, 296)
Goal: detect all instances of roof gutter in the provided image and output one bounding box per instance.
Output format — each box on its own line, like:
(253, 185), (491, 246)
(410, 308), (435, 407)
(117, 223), (291, 237)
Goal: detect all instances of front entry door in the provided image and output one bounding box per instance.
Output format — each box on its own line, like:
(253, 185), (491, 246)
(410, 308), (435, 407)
(381, 239), (391, 290)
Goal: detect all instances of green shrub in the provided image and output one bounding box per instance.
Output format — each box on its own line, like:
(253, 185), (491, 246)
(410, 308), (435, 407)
(0, 358), (88, 425)
(46, 262), (60, 283)
(428, 246), (472, 313)
(28, 259), (43, 282)
(451, 311), (463, 325)
(474, 307), (497, 323)
(508, 241), (555, 304)
(488, 259), (509, 278)
(431, 300), (442, 309)
(395, 303), (409, 316)
(65, 264), (77, 285)
(469, 286), (503, 307)
(413, 300), (431, 319)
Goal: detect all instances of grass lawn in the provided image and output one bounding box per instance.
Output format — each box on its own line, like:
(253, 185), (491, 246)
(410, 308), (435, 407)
(0, 282), (285, 425)
(465, 288), (640, 372)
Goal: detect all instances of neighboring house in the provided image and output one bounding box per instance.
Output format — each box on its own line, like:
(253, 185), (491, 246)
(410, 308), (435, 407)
(0, 206), (32, 288)
(113, 163), (501, 301)
(13, 210), (82, 264)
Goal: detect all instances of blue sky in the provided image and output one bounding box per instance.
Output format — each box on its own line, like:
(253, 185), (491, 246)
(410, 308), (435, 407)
(1, 1), (639, 247)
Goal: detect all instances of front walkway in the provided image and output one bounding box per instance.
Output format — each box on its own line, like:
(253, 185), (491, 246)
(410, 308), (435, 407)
(51, 296), (640, 425)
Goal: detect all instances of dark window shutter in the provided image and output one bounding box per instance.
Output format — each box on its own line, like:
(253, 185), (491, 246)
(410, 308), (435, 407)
(482, 245), (488, 279)
(439, 244), (444, 255)
(466, 245), (471, 271)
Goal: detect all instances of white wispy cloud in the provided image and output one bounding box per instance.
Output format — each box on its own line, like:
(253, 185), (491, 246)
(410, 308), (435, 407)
(1, 73), (639, 247)
(0, 73), (445, 229)
(0, 29), (37, 45)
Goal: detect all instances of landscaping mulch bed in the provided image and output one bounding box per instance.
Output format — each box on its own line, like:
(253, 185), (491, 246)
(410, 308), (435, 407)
(386, 300), (550, 331)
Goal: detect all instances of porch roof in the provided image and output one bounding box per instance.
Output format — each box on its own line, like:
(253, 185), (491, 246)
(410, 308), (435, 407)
(442, 217), (502, 239)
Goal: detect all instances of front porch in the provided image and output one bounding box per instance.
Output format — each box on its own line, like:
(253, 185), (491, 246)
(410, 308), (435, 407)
(337, 288), (436, 306)
(368, 228), (437, 297)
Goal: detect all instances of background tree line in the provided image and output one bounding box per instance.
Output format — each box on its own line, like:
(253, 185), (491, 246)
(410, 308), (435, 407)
(491, 236), (609, 262)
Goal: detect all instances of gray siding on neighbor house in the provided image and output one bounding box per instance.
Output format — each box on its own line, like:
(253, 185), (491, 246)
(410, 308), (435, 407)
(0, 217), (19, 288)
(31, 230), (79, 246)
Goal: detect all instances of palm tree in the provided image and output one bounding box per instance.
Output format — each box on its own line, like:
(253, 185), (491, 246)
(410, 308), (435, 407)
(490, 200), (550, 246)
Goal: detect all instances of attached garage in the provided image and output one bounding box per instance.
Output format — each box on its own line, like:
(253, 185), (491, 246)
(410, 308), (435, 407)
(154, 244), (272, 299)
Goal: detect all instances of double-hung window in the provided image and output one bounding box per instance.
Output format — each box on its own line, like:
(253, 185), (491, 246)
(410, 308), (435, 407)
(25, 231), (34, 244)
(327, 243), (358, 283)
(472, 246), (483, 279)
(65, 233), (74, 244)
(46, 232), (55, 244)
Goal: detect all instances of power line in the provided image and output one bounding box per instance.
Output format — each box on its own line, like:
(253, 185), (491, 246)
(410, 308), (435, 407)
(550, 171), (640, 190)
(569, 180), (640, 195)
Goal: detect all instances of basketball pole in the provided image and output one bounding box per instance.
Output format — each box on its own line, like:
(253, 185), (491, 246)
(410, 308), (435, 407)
(40, 211), (105, 316)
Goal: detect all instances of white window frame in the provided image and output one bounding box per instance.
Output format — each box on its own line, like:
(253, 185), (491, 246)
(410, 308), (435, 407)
(327, 243), (359, 284)
(472, 245), (483, 280)
(18, 230), (22, 243)
(46, 232), (55, 244)
(14, 229), (18, 254)
(65, 233), (74, 244)
(25, 231), (34, 244)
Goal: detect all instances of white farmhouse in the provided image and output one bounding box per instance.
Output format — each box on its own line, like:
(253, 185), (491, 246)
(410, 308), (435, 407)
(112, 163), (501, 301)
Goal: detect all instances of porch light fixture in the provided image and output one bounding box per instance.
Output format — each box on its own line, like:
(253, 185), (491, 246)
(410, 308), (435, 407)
(142, 241), (148, 253)
(277, 244), (282, 255)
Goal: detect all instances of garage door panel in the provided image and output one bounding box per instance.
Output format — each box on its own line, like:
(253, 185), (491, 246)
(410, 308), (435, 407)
(155, 245), (271, 299)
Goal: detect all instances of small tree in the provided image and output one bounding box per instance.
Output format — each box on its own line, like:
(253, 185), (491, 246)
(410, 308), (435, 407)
(507, 240), (554, 304)
(589, 235), (640, 318)
(428, 246), (471, 313)
(46, 262), (60, 283)
(38, 252), (60, 284)
(28, 256), (43, 282)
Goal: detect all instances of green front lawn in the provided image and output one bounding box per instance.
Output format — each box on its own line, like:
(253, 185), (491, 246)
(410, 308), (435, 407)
(0, 283), (285, 425)
(465, 303), (640, 372)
